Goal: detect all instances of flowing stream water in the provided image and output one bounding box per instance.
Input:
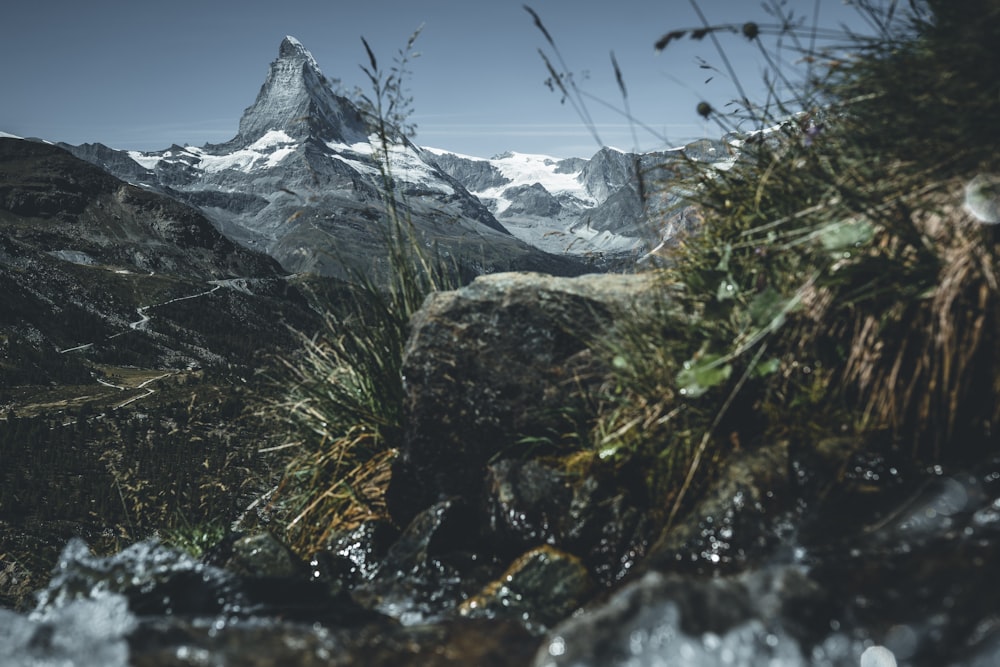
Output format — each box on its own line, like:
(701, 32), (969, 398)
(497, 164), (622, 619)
(3, 455), (1000, 666)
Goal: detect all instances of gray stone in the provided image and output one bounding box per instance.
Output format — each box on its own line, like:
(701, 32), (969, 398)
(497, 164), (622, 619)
(426, 151), (512, 191)
(482, 459), (572, 554)
(391, 271), (661, 517)
(533, 567), (829, 667)
(644, 440), (792, 574)
(227, 532), (303, 579)
(499, 183), (562, 218)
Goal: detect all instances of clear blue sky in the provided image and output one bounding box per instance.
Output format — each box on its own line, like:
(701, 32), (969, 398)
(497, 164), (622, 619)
(0, 0), (876, 159)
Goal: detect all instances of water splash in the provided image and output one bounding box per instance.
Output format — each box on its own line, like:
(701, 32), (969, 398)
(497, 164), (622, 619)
(1, 593), (135, 667)
(964, 174), (1000, 224)
(859, 645), (896, 667)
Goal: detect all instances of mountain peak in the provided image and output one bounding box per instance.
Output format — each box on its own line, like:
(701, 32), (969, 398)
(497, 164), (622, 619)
(278, 35), (322, 72)
(228, 37), (367, 148)
(279, 35), (306, 56)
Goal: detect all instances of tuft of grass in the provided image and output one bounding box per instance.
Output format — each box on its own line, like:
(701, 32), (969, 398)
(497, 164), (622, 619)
(267, 29), (454, 556)
(159, 514), (229, 559)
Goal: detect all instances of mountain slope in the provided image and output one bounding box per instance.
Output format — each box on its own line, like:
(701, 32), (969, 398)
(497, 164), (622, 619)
(0, 136), (319, 382)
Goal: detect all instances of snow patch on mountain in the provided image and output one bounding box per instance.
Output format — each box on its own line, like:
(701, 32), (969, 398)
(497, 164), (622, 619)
(126, 152), (161, 170)
(424, 148), (593, 215)
(126, 130), (297, 174)
(332, 140), (455, 195)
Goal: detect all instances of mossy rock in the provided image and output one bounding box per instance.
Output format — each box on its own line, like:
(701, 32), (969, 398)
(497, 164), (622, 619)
(460, 545), (593, 633)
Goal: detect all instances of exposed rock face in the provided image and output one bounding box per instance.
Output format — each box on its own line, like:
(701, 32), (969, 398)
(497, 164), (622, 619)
(390, 271), (661, 520)
(55, 141), (157, 187)
(427, 142), (732, 261)
(425, 151), (512, 191)
(0, 138), (280, 279)
(499, 183), (562, 218)
(229, 36), (368, 147)
(577, 147), (635, 203)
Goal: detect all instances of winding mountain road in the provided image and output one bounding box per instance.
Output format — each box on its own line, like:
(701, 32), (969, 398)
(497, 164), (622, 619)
(57, 281), (227, 410)
(109, 283), (223, 339)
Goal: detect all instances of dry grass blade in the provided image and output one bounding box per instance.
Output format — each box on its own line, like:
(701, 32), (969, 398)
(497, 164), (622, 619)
(523, 5), (556, 48)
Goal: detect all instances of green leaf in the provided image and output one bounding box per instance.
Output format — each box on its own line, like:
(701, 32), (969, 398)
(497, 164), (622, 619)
(752, 357), (781, 377)
(716, 277), (739, 301)
(748, 287), (787, 331)
(715, 243), (733, 272)
(819, 219), (874, 253)
(676, 353), (732, 398)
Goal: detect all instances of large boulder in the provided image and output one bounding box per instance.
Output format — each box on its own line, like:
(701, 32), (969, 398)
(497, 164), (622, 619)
(389, 271), (660, 521)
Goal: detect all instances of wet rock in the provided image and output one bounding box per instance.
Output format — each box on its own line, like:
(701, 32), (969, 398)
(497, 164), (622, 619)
(128, 615), (537, 667)
(0, 594), (135, 667)
(352, 499), (492, 625)
(226, 531), (304, 579)
(803, 457), (1000, 664)
(479, 456), (649, 586)
(321, 519), (399, 585)
(795, 439), (917, 546)
(35, 538), (246, 618)
(460, 545), (593, 633)
(33, 538), (377, 627)
(644, 440), (794, 574)
(391, 271), (660, 521)
(482, 459), (572, 555)
(562, 475), (650, 585)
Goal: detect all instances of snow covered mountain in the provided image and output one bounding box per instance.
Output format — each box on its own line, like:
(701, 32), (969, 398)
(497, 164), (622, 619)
(424, 138), (733, 260)
(60, 37), (583, 278)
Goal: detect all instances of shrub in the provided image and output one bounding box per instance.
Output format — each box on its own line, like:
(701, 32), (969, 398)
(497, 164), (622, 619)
(587, 0), (1000, 527)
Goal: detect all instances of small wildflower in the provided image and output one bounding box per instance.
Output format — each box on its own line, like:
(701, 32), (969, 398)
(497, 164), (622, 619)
(697, 101), (713, 118)
(742, 22), (759, 40)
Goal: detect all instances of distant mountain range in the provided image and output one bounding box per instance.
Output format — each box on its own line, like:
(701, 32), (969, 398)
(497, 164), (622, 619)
(7, 36), (732, 276)
(425, 140), (729, 258)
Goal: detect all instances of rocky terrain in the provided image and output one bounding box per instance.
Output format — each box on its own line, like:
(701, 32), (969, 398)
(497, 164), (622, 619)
(3, 4), (999, 664)
(4, 272), (1000, 666)
(0, 134), (331, 607)
(425, 138), (729, 260)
